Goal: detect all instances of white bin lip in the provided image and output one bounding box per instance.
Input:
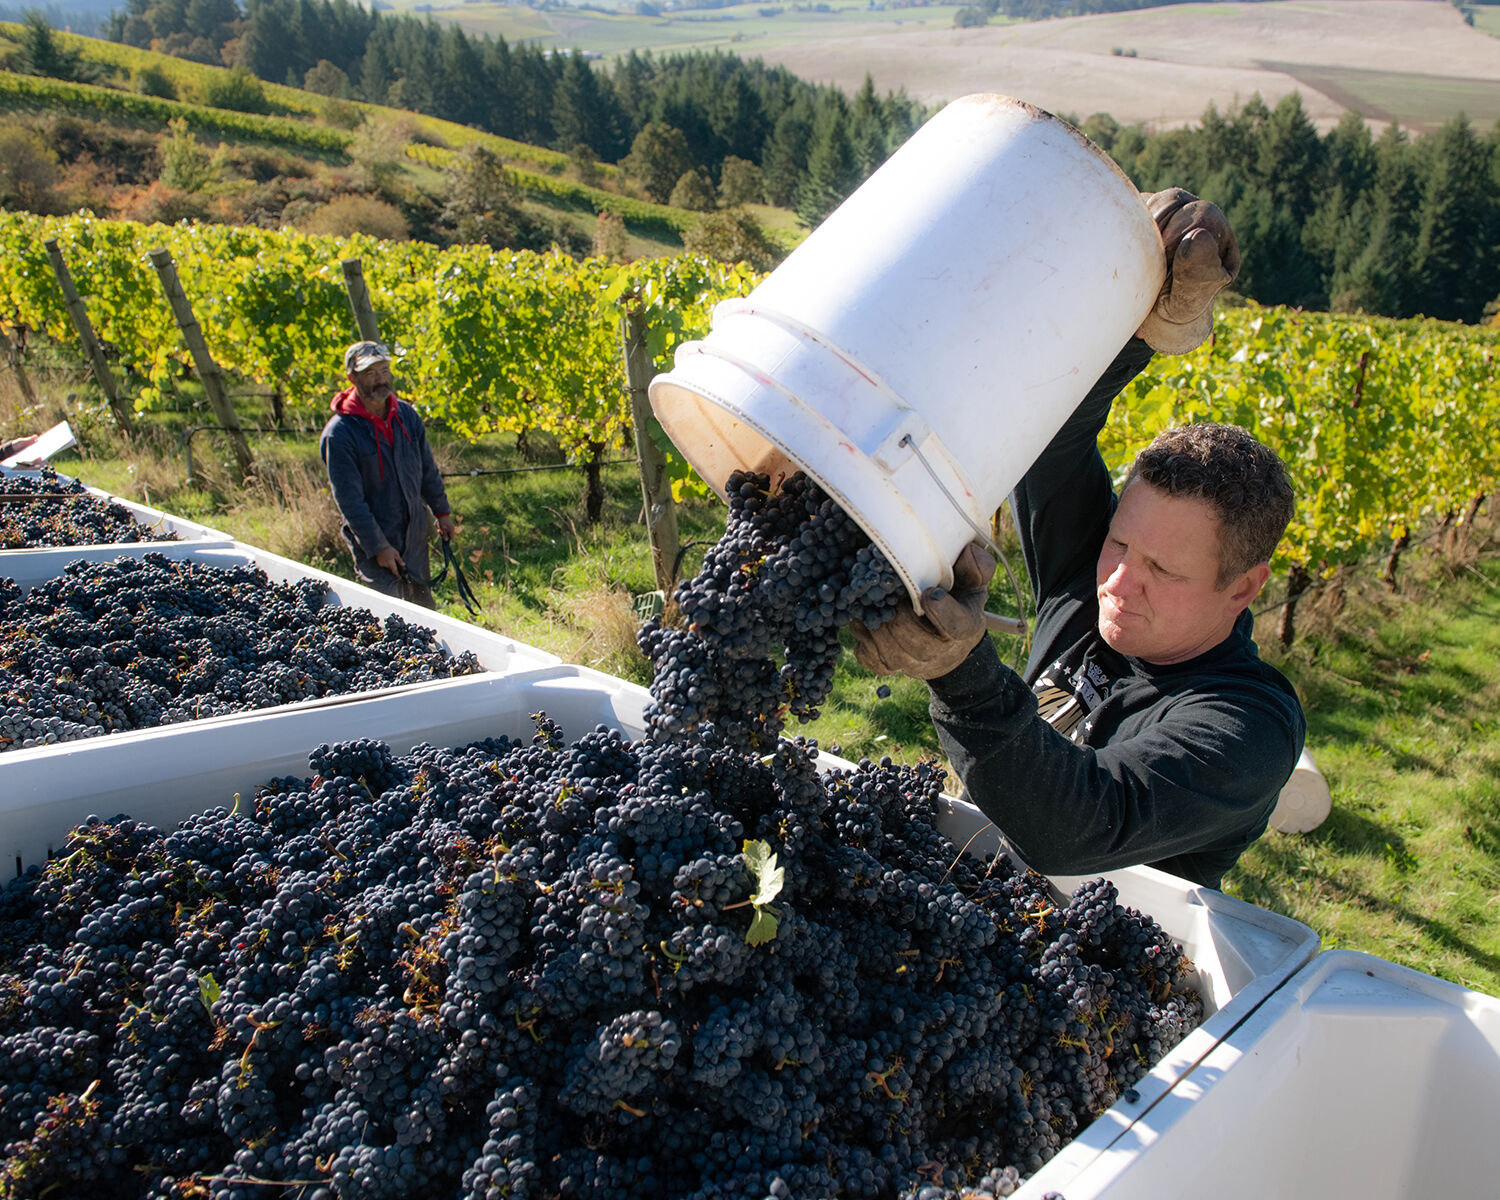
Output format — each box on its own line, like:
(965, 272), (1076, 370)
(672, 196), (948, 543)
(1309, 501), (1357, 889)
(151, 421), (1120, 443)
(1047, 948), (1500, 1200)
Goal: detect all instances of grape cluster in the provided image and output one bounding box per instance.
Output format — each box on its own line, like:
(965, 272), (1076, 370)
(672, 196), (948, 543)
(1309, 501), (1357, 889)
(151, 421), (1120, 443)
(0, 467), (179, 549)
(639, 470), (905, 750)
(0, 552), (482, 752)
(0, 722), (1202, 1199)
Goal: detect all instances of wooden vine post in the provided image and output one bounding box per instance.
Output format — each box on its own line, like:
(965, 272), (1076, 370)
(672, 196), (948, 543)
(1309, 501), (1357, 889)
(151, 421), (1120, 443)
(620, 304), (680, 599)
(0, 324), (37, 409)
(1277, 563), (1311, 648)
(148, 247), (255, 480)
(43, 238), (133, 434)
(341, 259), (381, 343)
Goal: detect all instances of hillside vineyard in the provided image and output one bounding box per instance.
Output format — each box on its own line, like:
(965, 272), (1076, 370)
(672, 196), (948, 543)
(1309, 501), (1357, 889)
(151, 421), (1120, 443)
(0, 472), (1203, 1198)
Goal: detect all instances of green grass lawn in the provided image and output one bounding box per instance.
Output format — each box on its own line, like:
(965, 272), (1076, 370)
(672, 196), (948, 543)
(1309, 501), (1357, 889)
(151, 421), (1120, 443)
(9, 376), (1500, 999)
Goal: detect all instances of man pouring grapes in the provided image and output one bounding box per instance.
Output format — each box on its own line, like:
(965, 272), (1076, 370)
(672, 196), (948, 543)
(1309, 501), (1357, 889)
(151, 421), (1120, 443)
(320, 340), (457, 610)
(853, 189), (1306, 890)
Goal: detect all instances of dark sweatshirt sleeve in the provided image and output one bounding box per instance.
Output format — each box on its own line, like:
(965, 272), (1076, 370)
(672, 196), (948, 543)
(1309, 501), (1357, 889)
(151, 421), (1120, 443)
(1012, 338), (1156, 604)
(412, 413), (451, 518)
(321, 422), (392, 559)
(926, 637), (1301, 885)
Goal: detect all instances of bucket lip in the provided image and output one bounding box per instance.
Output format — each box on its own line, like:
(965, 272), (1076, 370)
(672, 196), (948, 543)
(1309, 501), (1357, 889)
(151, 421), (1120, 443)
(649, 359), (939, 612)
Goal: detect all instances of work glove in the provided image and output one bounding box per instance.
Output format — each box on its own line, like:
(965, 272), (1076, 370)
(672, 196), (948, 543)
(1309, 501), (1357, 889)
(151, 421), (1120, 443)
(852, 543), (996, 680)
(1136, 187), (1240, 355)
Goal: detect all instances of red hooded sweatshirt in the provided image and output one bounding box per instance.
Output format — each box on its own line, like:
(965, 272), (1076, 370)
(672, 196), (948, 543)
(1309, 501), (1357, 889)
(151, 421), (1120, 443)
(331, 386), (410, 484)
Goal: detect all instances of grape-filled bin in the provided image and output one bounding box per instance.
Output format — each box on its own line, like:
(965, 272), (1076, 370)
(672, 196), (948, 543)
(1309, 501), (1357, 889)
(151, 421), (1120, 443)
(0, 466), (235, 553)
(1053, 949), (1500, 1199)
(0, 663), (1319, 1197)
(0, 541), (560, 771)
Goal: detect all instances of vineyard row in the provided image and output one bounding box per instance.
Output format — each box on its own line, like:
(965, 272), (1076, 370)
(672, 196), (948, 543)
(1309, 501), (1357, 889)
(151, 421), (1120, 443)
(0, 211), (1497, 587)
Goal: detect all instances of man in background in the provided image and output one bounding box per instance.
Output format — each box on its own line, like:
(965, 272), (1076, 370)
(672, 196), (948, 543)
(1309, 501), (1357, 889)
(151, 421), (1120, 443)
(320, 341), (456, 610)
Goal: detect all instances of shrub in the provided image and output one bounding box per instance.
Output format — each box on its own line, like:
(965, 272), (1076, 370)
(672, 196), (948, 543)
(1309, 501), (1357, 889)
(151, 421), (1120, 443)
(199, 66), (271, 115)
(668, 168), (716, 212)
(718, 155), (763, 207)
(133, 64), (178, 100)
(157, 117), (215, 193)
(682, 208), (783, 272)
(297, 193), (410, 240)
(594, 209), (627, 262)
(0, 124), (62, 213)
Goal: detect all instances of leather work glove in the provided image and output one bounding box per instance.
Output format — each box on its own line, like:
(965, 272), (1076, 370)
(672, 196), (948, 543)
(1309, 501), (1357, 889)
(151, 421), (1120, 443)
(1137, 187), (1241, 355)
(852, 543), (996, 679)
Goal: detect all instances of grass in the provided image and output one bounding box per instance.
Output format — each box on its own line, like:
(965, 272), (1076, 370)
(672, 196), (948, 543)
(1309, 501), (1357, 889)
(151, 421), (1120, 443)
(5, 360), (1500, 999)
(1262, 60), (1500, 133)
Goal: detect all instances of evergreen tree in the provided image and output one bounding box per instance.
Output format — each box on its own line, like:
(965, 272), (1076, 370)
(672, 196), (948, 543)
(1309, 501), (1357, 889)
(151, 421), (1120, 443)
(552, 52), (625, 162)
(796, 95), (856, 228)
(760, 98), (812, 208)
(1410, 114), (1497, 323)
(15, 9), (90, 80)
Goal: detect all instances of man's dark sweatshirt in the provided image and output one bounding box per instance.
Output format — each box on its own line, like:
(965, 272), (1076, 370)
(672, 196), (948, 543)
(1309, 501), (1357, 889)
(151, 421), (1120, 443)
(926, 339), (1306, 889)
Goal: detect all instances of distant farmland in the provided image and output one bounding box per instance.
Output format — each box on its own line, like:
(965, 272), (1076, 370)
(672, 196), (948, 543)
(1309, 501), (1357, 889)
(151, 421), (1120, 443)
(399, 0), (1500, 132)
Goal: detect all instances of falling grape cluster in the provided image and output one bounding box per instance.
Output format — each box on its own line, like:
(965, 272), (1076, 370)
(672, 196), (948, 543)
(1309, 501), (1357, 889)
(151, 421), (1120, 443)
(639, 470), (906, 750)
(0, 722), (1201, 1200)
(0, 552), (482, 753)
(0, 467), (180, 549)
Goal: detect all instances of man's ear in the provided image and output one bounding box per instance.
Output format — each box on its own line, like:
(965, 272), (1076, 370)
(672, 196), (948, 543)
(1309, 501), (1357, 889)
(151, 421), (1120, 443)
(1229, 561), (1272, 607)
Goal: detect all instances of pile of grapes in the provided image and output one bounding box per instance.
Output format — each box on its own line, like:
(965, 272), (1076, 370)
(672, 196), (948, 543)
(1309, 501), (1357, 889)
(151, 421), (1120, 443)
(0, 470), (1205, 1199)
(0, 553), (482, 752)
(639, 470), (905, 750)
(0, 725), (1200, 1200)
(0, 467), (180, 549)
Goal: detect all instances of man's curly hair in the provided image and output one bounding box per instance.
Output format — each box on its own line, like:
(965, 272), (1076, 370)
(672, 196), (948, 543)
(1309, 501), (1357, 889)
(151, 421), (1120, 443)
(1123, 423), (1294, 588)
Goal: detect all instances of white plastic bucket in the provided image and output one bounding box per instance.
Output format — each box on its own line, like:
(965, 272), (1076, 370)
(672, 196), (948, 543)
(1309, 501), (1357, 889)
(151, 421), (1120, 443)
(650, 93), (1165, 606)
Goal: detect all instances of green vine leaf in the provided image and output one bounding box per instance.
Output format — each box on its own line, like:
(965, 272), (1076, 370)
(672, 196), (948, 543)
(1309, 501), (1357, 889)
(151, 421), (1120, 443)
(742, 838), (785, 946)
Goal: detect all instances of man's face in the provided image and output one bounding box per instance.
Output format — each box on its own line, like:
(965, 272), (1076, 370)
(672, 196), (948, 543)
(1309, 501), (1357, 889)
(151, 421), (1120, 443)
(1095, 480), (1267, 665)
(351, 360), (393, 408)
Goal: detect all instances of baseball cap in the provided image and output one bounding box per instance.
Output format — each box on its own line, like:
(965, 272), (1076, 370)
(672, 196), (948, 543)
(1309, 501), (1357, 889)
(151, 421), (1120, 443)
(345, 340), (391, 374)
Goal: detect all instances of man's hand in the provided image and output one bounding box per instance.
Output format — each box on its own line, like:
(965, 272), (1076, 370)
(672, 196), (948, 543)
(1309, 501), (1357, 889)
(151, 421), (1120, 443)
(852, 543), (996, 679)
(375, 546), (404, 577)
(1137, 187), (1241, 355)
(436, 513), (457, 541)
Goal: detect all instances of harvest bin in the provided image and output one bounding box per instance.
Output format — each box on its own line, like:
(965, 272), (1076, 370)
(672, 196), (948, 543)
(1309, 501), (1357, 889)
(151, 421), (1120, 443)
(0, 541), (559, 779)
(0, 465), (236, 553)
(0, 664), (1320, 1198)
(1055, 949), (1500, 1199)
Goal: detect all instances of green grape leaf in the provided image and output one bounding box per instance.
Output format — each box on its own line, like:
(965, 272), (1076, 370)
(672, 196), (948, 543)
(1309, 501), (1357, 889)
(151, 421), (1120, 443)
(198, 971), (220, 1014)
(741, 838), (784, 945)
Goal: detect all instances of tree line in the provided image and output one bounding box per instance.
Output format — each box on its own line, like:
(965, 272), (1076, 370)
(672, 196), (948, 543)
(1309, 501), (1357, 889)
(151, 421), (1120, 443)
(91, 0), (1500, 322)
(1082, 94), (1500, 326)
(103, 0), (927, 227)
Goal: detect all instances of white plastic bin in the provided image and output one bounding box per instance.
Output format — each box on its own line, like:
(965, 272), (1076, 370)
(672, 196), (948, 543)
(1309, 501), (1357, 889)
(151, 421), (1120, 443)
(1055, 949), (1500, 1200)
(0, 662), (1319, 1200)
(650, 94), (1164, 608)
(937, 793), (1320, 1197)
(0, 665), (640, 874)
(0, 542), (561, 778)
(0, 466), (236, 552)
